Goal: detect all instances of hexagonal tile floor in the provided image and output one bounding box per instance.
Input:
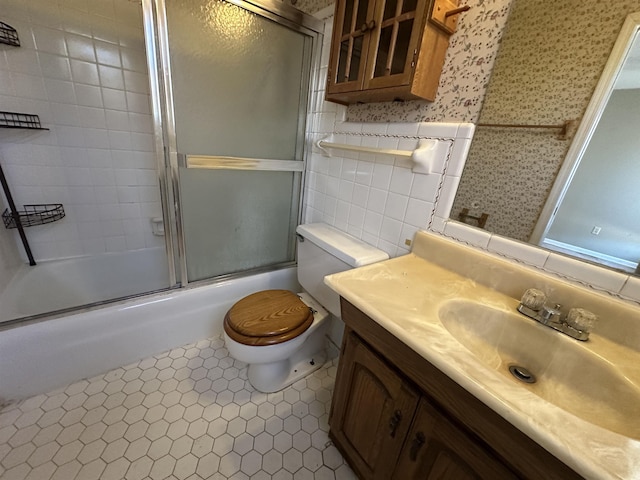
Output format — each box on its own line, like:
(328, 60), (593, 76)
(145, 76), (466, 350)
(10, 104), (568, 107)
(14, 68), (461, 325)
(0, 336), (356, 480)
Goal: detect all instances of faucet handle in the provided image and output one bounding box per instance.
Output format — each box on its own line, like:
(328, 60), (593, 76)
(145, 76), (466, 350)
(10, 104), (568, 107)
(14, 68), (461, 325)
(567, 308), (598, 333)
(520, 288), (546, 310)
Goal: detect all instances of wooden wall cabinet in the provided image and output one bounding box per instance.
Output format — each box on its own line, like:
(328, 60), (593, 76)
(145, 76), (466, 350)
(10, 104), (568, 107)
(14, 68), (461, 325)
(325, 0), (464, 104)
(330, 298), (584, 480)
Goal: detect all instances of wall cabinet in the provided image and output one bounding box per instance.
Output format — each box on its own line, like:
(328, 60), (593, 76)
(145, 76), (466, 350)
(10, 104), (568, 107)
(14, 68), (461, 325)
(330, 298), (584, 480)
(325, 0), (465, 104)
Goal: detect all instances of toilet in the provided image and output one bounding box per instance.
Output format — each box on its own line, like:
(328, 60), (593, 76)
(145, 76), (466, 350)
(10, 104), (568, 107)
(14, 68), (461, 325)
(223, 223), (388, 393)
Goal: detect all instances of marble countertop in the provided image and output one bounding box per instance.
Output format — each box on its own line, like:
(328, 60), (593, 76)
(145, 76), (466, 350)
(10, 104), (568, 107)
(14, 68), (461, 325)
(324, 233), (640, 480)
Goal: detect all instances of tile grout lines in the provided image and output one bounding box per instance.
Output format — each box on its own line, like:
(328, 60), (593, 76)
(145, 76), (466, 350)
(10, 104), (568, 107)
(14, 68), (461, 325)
(0, 336), (356, 480)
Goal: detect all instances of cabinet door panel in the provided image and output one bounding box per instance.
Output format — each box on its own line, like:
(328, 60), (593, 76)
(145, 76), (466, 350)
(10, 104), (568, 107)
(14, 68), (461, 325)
(330, 332), (419, 479)
(393, 398), (519, 480)
(328, 0), (375, 94)
(364, 0), (428, 89)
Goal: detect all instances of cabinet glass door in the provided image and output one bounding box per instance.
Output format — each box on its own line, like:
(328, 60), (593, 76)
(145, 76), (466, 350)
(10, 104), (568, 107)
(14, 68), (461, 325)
(328, 0), (374, 93)
(366, 0), (427, 89)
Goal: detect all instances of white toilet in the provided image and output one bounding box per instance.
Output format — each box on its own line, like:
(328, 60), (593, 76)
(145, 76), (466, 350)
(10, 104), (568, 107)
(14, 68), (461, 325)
(223, 223), (388, 393)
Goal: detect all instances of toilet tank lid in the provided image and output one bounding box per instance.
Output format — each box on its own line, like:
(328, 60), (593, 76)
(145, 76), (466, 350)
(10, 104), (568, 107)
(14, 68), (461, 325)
(296, 223), (389, 267)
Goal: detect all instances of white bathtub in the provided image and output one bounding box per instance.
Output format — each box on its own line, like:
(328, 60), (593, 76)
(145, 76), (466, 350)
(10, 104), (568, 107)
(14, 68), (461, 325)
(0, 266), (298, 401)
(0, 247), (171, 323)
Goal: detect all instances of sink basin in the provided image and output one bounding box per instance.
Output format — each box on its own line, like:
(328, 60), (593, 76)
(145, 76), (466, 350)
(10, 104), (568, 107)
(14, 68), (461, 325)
(438, 299), (640, 439)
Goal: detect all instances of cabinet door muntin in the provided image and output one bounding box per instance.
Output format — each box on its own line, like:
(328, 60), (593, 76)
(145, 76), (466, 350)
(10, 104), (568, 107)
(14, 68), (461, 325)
(365, 0), (428, 89)
(328, 0), (375, 92)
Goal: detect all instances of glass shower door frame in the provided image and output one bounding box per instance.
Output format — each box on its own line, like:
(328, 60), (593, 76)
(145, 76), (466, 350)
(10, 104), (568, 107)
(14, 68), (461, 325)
(143, 0), (323, 287)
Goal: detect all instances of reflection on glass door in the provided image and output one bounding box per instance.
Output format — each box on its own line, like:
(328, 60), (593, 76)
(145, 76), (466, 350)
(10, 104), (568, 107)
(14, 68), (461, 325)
(162, 0), (316, 282)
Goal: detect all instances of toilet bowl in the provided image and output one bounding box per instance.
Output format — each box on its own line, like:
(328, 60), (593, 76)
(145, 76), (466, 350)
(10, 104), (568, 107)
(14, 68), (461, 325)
(224, 291), (329, 393)
(223, 223), (388, 393)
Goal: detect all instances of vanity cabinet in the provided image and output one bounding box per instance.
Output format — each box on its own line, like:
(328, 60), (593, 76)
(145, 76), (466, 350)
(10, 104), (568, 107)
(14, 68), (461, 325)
(330, 332), (419, 478)
(326, 0), (464, 104)
(330, 298), (583, 480)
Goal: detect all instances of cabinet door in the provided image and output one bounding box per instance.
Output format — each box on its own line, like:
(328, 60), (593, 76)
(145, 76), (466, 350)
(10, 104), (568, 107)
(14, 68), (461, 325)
(364, 0), (428, 90)
(393, 398), (519, 480)
(327, 0), (376, 94)
(330, 332), (419, 479)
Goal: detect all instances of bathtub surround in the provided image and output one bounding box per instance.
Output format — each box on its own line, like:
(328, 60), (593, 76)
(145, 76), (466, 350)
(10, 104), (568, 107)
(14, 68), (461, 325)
(0, 247), (170, 324)
(0, 336), (354, 480)
(0, 199), (22, 295)
(0, 0), (162, 263)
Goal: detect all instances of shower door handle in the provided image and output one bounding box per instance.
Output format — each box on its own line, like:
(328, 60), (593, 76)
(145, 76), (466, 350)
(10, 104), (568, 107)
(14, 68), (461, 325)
(176, 152), (187, 168)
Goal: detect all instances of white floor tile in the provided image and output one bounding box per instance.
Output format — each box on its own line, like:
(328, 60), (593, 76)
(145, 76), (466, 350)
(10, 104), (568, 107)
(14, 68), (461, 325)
(0, 335), (353, 479)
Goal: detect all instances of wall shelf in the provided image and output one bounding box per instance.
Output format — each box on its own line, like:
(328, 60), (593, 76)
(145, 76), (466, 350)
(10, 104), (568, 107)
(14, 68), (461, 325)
(0, 21), (20, 47)
(0, 111), (48, 130)
(2, 204), (65, 230)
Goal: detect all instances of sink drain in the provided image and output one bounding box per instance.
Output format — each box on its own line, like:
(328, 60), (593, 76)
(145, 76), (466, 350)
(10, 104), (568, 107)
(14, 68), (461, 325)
(509, 365), (536, 384)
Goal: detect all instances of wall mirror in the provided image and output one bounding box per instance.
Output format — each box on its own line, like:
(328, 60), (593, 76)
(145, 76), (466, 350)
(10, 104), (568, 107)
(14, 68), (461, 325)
(449, 3), (640, 275)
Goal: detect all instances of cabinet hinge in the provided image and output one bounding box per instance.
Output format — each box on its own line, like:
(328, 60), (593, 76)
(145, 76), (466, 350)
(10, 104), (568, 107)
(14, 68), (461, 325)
(411, 49), (418, 68)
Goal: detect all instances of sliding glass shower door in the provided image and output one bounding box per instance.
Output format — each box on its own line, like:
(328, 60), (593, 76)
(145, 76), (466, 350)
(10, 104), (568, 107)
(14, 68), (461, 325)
(157, 0), (319, 282)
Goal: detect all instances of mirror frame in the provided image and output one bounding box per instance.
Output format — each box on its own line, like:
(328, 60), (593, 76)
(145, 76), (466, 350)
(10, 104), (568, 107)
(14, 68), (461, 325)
(432, 12), (640, 302)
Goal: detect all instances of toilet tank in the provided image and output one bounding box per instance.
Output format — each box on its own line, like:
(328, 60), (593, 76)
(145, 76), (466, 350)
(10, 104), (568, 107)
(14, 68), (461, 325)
(296, 223), (388, 317)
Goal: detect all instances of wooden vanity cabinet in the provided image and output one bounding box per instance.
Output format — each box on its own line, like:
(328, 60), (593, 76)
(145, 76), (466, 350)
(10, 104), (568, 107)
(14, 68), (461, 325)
(392, 398), (518, 479)
(330, 298), (584, 480)
(330, 332), (419, 478)
(326, 0), (463, 104)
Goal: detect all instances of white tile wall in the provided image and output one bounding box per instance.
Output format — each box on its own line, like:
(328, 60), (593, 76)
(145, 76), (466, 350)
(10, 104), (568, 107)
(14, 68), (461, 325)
(304, 120), (473, 258)
(0, 0), (162, 262)
(0, 205), (23, 295)
(304, 15), (473, 257)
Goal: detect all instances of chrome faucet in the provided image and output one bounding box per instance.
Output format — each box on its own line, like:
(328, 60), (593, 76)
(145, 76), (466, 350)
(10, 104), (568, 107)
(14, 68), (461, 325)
(517, 289), (597, 341)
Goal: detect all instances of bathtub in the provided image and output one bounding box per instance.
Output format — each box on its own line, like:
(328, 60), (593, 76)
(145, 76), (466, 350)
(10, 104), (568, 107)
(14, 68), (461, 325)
(0, 266), (298, 401)
(0, 247), (171, 323)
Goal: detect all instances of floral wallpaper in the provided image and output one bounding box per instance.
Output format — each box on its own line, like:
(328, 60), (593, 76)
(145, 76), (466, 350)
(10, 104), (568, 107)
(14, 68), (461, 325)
(346, 0), (514, 123)
(453, 0), (640, 241)
(291, 0), (334, 15)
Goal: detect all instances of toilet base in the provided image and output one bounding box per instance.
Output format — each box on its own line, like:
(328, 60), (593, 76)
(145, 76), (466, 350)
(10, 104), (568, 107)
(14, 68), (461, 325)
(248, 347), (327, 393)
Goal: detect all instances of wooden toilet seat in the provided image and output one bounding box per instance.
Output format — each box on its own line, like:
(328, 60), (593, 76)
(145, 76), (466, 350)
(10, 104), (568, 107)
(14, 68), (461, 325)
(224, 290), (314, 346)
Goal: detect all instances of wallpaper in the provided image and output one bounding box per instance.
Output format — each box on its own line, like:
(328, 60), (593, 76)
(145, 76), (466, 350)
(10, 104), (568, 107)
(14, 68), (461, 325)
(453, 0), (640, 241)
(291, 0), (334, 15)
(346, 0), (513, 123)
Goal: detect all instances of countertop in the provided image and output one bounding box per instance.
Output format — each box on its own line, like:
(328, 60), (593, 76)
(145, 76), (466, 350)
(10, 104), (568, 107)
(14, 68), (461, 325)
(324, 232), (640, 480)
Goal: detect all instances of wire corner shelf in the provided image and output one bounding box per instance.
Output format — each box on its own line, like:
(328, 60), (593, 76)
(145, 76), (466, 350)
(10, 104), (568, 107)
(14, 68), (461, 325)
(0, 111), (48, 130)
(0, 21), (20, 47)
(2, 204), (65, 230)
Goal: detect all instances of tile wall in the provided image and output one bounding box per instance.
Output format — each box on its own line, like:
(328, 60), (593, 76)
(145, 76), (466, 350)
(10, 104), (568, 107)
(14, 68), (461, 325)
(0, 0), (162, 263)
(0, 217), (22, 294)
(304, 121), (474, 258)
(303, 12), (474, 259)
